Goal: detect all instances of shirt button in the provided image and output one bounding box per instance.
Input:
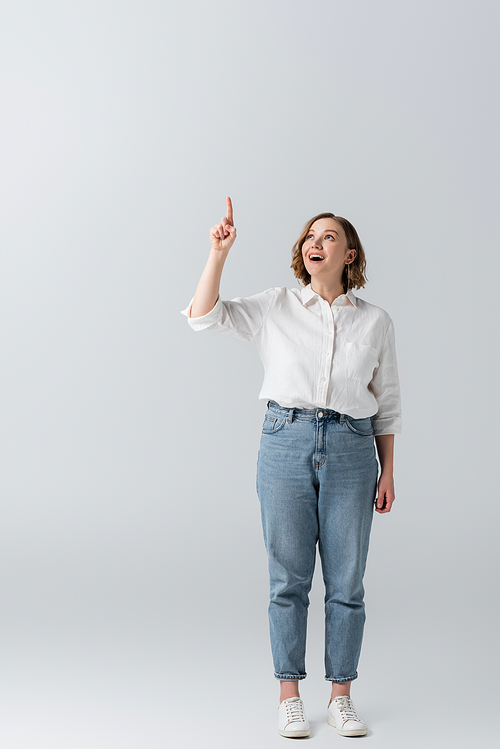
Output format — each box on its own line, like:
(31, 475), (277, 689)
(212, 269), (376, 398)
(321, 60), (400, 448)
(318, 412), (323, 418)
(327, 330), (332, 335)
(321, 377), (327, 382)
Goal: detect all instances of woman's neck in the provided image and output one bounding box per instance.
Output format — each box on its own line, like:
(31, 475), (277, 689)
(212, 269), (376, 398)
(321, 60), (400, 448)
(310, 280), (346, 306)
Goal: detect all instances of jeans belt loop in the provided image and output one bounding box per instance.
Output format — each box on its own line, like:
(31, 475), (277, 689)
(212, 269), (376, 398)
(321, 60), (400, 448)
(287, 408), (294, 423)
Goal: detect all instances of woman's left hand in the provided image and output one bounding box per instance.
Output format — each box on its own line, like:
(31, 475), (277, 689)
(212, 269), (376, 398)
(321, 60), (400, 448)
(375, 473), (395, 514)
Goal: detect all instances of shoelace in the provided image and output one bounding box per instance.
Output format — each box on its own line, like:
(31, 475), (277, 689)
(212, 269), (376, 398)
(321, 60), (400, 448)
(333, 696), (361, 723)
(285, 698), (306, 723)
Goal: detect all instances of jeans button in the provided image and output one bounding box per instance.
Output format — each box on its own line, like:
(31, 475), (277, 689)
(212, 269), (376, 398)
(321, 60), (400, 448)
(318, 411), (323, 418)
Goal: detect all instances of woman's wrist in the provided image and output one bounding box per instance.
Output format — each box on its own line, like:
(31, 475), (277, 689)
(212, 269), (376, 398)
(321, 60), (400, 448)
(208, 246), (229, 261)
(379, 467), (394, 478)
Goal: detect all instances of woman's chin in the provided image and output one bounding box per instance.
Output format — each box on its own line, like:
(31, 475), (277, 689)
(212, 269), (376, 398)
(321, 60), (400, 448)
(307, 265), (323, 275)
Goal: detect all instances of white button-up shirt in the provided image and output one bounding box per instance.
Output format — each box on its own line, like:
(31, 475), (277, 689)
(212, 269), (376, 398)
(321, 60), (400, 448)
(180, 284), (401, 435)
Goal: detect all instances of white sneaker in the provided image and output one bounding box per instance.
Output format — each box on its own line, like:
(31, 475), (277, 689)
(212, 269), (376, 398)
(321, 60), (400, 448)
(327, 695), (367, 736)
(278, 696), (310, 738)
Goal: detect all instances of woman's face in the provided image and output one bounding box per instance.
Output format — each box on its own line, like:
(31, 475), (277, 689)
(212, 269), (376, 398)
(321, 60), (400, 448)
(301, 218), (355, 284)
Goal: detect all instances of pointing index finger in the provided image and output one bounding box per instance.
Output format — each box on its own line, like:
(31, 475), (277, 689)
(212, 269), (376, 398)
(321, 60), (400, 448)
(226, 196), (233, 225)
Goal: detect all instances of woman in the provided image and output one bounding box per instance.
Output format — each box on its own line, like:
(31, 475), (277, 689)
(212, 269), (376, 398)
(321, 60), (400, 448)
(181, 197), (401, 738)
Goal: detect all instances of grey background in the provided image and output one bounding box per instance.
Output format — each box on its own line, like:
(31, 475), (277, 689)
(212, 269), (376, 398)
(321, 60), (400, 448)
(1, 1), (499, 747)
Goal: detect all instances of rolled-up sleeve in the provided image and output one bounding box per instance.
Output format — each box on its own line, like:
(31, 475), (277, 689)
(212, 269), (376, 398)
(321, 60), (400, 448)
(180, 287), (277, 343)
(369, 319), (402, 435)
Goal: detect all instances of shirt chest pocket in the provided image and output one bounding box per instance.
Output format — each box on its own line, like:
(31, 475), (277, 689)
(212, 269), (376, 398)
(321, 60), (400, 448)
(346, 342), (379, 385)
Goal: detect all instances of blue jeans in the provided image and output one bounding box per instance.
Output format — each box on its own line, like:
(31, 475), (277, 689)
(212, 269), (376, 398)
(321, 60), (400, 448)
(256, 400), (378, 683)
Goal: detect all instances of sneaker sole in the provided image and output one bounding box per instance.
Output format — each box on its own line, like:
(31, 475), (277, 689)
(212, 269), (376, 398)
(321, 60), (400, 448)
(327, 715), (367, 737)
(278, 728), (311, 737)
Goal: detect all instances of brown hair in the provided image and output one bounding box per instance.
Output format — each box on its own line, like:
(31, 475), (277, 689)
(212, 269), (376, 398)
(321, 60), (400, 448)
(290, 212), (368, 291)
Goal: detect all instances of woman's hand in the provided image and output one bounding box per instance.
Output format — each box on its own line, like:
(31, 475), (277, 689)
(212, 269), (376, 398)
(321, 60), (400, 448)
(375, 472), (395, 514)
(210, 196), (237, 254)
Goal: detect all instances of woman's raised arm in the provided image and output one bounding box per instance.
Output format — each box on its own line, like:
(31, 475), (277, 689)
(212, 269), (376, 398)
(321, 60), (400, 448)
(189, 197), (237, 318)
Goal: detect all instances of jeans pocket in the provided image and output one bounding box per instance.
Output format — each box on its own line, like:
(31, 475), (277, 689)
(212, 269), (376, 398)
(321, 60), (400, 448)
(344, 415), (374, 436)
(262, 414), (287, 434)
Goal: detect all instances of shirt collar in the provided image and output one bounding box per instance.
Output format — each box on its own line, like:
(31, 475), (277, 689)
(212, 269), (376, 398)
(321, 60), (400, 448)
(300, 284), (357, 307)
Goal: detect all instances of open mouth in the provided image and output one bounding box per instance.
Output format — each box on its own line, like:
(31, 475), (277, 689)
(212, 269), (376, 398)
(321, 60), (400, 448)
(308, 254), (325, 263)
